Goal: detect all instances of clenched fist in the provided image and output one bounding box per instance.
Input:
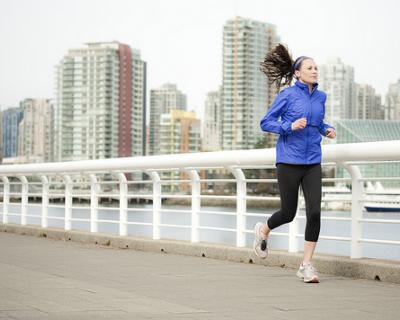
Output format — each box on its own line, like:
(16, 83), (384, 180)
(326, 128), (336, 139)
(292, 118), (307, 131)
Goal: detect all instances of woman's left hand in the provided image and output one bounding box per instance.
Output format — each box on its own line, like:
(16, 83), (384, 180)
(326, 128), (336, 139)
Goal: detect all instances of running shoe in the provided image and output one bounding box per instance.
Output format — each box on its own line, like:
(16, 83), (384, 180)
(253, 222), (268, 259)
(297, 262), (319, 283)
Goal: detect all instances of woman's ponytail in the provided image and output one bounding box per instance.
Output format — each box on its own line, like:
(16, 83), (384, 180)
(260, 44), (294, 89)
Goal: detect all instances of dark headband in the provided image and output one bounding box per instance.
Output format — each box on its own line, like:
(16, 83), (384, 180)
(292, 56), (311, 73)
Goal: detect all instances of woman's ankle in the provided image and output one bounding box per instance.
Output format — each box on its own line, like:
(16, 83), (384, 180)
(302, 260), (311, 266)
(261, 224), (270, 239)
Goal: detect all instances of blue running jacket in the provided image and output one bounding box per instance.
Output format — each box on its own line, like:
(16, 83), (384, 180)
(260, 80), (334, 165)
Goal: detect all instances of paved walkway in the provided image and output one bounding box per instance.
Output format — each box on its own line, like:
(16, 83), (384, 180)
(1, 232), (400, 320)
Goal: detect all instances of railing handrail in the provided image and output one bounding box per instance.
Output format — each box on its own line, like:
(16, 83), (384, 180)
(1, 140), (400, 175)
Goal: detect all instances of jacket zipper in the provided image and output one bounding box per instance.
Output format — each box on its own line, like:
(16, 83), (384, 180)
(305, 99), (310, 163)
(305, 87), (316, 163)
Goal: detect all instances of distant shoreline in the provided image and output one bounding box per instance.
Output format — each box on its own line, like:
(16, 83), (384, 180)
(2, 196), (355, 211)
(1, 196), (282, 209)
(164, 198), (281, 208)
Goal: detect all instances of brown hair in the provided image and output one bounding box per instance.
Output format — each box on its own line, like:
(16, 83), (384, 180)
(260, 43), (295, 89)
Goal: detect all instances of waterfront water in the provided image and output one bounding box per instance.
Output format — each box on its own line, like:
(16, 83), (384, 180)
(3, 204), (400, 261)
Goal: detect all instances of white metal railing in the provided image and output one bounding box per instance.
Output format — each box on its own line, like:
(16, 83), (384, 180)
(0, 140), (400, 260)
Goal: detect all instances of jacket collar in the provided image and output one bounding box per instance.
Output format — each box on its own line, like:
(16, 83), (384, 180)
(295, 80), (318, 94)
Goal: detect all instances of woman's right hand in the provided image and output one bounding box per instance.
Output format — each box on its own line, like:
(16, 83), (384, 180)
(292, 118), (307, 131)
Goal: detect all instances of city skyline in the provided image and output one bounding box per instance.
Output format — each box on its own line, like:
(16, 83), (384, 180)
(1, 0), (400, 120)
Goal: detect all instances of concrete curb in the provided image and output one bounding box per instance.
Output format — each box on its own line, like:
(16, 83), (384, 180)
(1, 223), (399, 284)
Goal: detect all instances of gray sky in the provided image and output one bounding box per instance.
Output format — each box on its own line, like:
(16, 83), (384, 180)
(0, 0), (399, 119)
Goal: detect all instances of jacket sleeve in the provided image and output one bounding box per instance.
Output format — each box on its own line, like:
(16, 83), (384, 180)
(318, 122), (335, 136)
(318, 93), (335, 136)
(260, 91), (293, 136)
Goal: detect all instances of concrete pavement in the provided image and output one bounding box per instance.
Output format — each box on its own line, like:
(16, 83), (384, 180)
(1, 231), (400, 320)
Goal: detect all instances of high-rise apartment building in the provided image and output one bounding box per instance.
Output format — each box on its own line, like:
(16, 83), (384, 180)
(159, 109), (201, 155)
(18, 98), (53, 163)
(202, 89), (221, 151)
(2, 107), (23, 158)
(54, 41), (146, 162)
(149, 83), (187, 155)
(355, 84), (384, 120)
(318, 57), (357, 123)
(386, 79), (400, 120)
(159, 109), (201, 192)
(221, 17), (279, 150)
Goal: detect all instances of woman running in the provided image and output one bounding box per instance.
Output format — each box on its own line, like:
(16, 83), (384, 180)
(254, 44), (336, 283)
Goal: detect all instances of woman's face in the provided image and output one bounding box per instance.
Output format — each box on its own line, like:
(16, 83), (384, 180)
(295, 58), (318, 85)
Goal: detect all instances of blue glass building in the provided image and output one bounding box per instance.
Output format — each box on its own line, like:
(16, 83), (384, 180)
(2, 107), (23, 158)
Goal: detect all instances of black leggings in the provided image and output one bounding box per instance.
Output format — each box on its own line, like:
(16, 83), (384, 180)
(267, 163), (322, 242)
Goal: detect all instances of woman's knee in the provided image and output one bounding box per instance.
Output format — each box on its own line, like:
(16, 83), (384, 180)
(280, 209), (297, 224)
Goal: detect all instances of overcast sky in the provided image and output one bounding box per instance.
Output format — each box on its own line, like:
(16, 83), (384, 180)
(0, 0), (399, 119)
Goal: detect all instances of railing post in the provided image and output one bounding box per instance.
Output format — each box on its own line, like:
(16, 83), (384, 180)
(288, 191), (300, 253)
(147, 171), (161, 240)
(342, 163), (363, 259)
(117, 173), (128, 237)
(40, 175), (49, 228)
(1, 176), (9, 224)
(18, 175), (28, 226)
(89, 174), (99, 233)
(188, 169), (200, 243)
(64, 175), (72, 231)
(229, 167), (246, 248)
